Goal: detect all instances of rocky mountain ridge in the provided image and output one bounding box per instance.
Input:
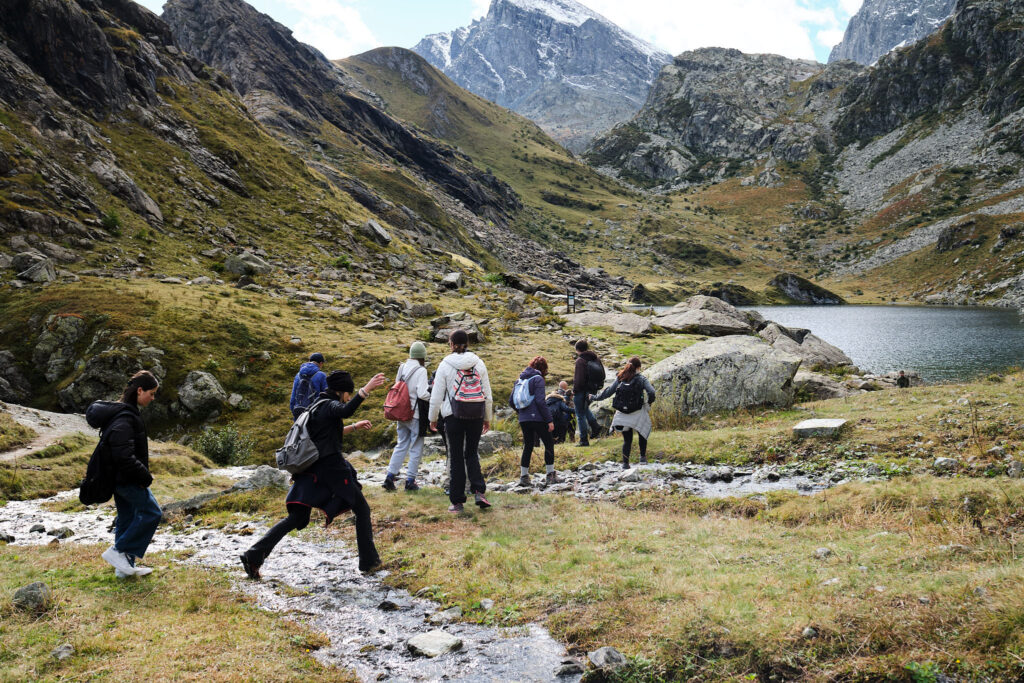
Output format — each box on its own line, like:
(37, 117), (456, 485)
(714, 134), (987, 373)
(829, 0), (957, 65)
(413, 0), (671, 152)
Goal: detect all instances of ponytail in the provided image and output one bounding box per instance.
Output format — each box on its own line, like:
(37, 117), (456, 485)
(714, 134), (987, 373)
(449, 329), (469, 354)
(120, 370), (159, 405)
(617, 357), (642, 382)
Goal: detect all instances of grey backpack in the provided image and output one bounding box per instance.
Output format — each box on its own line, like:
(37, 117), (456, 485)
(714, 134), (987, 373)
(275, 398), (329, 474)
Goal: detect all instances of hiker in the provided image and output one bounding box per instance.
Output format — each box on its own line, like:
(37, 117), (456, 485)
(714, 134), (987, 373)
(290, 352), (327, 418)
(572, 339), (604, 446)
(241, 369), (387, 579)
(428, 329), (493, 513)
(896, 370), (910, 389)
(546, 391), (574, 444)
(91, 370), (162, 579)
(590, 357), (656, 469)
(383, 342), (431, 492)
(510, 356), (562, 488)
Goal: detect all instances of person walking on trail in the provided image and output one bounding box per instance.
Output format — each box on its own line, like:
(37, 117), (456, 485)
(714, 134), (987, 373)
(428, 329), (494, 513)
(896, 370), (910, 388)
(290, 352), (328, 418)
(572, 339), (604, 446)
(511, 356), (562, 488)
(590, 357), (656, 469)
(383, 342), (431, 492)
(90, 370), (162, 579)
(241, 369), (388, 580)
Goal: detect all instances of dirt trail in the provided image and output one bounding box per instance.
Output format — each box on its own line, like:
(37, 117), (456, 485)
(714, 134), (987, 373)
(0, 402), (92, 462)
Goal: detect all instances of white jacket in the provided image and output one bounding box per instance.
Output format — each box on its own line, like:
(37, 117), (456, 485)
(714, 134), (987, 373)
(396, 358), (430, 418)
(427, 351), (493, 422)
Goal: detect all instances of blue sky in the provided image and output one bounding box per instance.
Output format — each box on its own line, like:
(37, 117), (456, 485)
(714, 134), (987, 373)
(135, 0), (863, 63)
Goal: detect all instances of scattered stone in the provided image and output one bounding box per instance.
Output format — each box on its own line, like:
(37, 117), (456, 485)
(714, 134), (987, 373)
(793, 371), (855, 400)
(814, 547), (833, 559)
(587, 646), (627, 671)
(557, 658), (584, 675)
(47, 527), (74, 539)
(428, 606), (463, 624)
(617, 468), (641, 483)
(363, 322), (385, 330)
(440, 272), (464, 289)
(227, 393), (251, 410)
(30, 524), (46, 533)
(177, 370), (229, 417)
(231, 466), (290, 491)
(1007, 461), (1023, 478)
(933, 457), (960, 472)
(793, 419), (848, 438)
(802, 626), (818, 639)
(410, 303), (438, 318)
(224, 251), (272, 276)
(12, 582), (53, 613)
(0, 532), (14, 543)
(479, 598), (494, 610)
(51, 643), (74, 661)
(477, 430), (512, 455)
(18, 258), (57, 283)
(361, 219), (392, 245)
(918, 596), (931, 605)
(378, 593), (412, 611)
(407, 630), (463, 657)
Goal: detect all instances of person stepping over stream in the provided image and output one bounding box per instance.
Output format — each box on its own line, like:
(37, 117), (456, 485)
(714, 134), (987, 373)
(590, 357), (656, 469)
(510, 356), (562, 488)
(241, 369), (387, 579)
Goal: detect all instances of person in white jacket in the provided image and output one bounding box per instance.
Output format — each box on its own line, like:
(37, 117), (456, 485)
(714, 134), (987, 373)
(428, 329), (493, 513)
(383, 341), (431, 491)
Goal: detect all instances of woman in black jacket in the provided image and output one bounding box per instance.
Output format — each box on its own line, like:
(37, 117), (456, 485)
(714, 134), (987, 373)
(96, 370), (161, 578)
(241, 369), (386, 579)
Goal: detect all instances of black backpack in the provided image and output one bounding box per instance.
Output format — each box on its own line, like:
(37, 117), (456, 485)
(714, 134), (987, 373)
(585, 358), (605, 393)
(294, 372), (317, 412)
(79, 406), (132, 505)
(612, 378), (645, 414)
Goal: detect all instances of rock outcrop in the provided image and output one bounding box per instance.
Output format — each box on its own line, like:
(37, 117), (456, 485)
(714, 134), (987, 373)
(829, 0), (957, 66)
(563, 311), (653, 336)
(768, 274), (846, 305)
(413, 0), (671, 152)
(759, 323), (852, 369)
(176, 371), (228, 418)
(653, 295), (754, 336)
(57, 337), (167, 412)
(646, 336), (802, 418)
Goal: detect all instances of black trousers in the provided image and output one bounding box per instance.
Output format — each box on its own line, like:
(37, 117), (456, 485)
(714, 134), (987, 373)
(246, 498), (379, 571)
(622, 428), (648, 460)
(520, 421), (554, 468)
(444, 416), (485, 504)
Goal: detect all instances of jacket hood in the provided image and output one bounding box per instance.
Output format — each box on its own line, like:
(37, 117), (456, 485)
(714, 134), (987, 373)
(519, 366), (542, 381)
(298, 362), (322, 377)
(85, 400), (138, 429)
(578, 350), (599, 362)
(442, 351), (482, 371)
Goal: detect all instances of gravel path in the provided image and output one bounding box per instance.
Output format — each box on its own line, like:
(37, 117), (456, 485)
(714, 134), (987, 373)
(0, 402), (91, 462)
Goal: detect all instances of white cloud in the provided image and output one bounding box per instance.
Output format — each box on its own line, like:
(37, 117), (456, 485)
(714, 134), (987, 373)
(470, 0), (491, 19)
(581, 0), (850, 62)
(839, 0), (864, 15)
(246, 0), (380, 59)
(816, 28), (847, 49)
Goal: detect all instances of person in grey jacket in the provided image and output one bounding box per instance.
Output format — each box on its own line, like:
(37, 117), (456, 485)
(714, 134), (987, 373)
(590, 357), (656, 469)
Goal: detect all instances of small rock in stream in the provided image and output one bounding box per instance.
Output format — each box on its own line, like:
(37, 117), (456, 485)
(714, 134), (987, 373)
(0, 532), (14, 543)
(588, 646), (626, 671)
(407, 630), (463, 657)
(29, 524), (46, 533)
(428, 605), (462, 624)
(47, 526), (74, 539)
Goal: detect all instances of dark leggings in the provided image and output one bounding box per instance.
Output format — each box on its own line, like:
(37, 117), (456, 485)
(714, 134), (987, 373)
(445, 416), (486, 505)
(520, 421), (554, 468)
(622, 428), (647, 460)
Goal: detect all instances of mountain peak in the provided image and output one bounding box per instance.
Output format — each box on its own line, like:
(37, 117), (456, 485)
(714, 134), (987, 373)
(828, 0), (957, 65)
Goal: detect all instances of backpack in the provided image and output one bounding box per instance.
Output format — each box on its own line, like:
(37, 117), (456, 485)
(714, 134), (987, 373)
(275, 398), (329, 474)
(585, 358), (606, 393)
(384, 365), (422, 422)
(293, 371), (318, 412)
(511, 376), (534, 411)
(449, 365), (486, 420)
(612, 378), (645, 414)
(78, 409), (131, 505)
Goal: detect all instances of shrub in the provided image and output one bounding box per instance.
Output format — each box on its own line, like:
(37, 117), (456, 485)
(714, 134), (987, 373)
(102, 210), (122, 236)
(194, 425), (256, 466)
(332, 255), (351, 269)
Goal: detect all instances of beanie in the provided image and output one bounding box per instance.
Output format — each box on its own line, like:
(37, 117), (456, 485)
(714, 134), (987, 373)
(326, 370), (354, 394)
(309, 352), (325, 363)
(409, 341), (427, 359)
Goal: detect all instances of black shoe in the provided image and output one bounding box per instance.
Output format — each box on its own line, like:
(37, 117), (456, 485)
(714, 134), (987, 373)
(519, 475), (532, 488)
(240, 553), (261, 581)
(576, 441), (590, 448)
(359, 558), (383, 573)
(545, 472), (563, 485)
(622, 458), (631, 470)
(639, 456), (648, 465)
(474, 493), (491, 509)
(382, 473), (397, 491)
(404, 479), (419, 491)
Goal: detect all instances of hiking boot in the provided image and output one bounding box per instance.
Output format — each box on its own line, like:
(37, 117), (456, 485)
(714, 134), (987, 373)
(575, 441), (590, 448)
(474, 493), (492, 509)
(359, 558), (383, 573)
(404, 479), (420, 491)
(102, 546), (136, 576)
(518, 475), (532, 488)
(382, 473), (397, 491)
(448, 503), (464, 513)
(240, 553), (262, 581)
(622, 457), (631, 470)
(545, 471), (563, 485)
(639, 456), (648, 465)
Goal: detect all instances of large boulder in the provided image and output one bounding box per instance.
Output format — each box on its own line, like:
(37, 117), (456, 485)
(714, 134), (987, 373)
(90, 160), (163, 227)
(0, 351), (31, 402)
(768, 274), (845, 305)
(361, 219), (392, 245)
(17, 258), (57, 283)
(177, 371), (228, 418)
(57, 338), (166, 412)
(758, 323), (852, 369)
(794, 371), (856, 400)
(563, 312), (653, 336)
(647, 335), (802, 418)
(654, 295), (753, 335)
(224, 251), (272, 276)
(431, 312), (485, 344)
(33, 314), (88, 382)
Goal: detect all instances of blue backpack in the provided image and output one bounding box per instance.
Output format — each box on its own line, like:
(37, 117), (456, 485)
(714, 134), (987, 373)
(511, 377), (534, 411)
(294, 371), (317, 412)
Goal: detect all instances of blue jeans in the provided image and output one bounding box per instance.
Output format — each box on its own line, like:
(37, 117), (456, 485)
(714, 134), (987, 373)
(573, 393), (599, 442)
(387, 419), (424, 480)
(113, 485), (162, 560)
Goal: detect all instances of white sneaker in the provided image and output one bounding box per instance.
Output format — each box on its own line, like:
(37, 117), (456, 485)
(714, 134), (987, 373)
(132, 566), (153, 576)
(115, 568), (133, 579)
(102, 546), (137, 576)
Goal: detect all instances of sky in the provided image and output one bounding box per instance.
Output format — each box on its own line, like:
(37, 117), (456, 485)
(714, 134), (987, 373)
(135, 0), (864, 64)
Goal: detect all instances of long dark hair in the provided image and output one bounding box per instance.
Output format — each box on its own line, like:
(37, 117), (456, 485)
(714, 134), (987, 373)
(617, 357), (642, 382)
(450, 329), (469, 354)
(120, 370), (159, 405)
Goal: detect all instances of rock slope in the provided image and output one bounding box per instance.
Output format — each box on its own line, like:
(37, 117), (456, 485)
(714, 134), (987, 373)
(828, 0), (957, 65)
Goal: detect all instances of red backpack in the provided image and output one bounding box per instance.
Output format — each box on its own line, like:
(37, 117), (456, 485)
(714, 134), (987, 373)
(384, 365), (421, 421)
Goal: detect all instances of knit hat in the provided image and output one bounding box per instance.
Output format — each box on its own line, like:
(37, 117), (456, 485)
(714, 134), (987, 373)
(309, 352), (325, 363)
(409, 341), (427, 359)
(326, 370), (354, 394)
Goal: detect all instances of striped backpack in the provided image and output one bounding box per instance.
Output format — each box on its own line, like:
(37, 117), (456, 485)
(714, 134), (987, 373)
(449, 366), (486, 419)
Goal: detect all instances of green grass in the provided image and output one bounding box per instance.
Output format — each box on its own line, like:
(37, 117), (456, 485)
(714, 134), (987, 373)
(0, 413), (35, 451)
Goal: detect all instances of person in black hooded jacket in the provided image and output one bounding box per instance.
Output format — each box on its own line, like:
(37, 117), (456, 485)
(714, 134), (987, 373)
(92, 370), (162, 579)
(241, 369), (387, 579)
